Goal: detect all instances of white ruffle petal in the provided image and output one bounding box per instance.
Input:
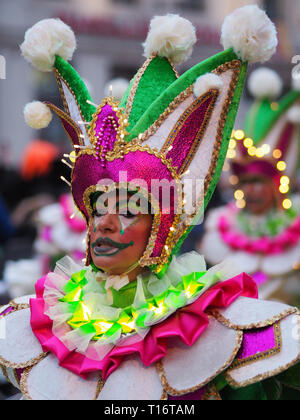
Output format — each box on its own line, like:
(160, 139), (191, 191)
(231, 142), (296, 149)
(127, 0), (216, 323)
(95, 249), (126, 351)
(22, 354), (99, 400)
(226, 313), (300, 387)
(0, 308), (45, 368)
(210, 296), (296, 330)
(11, 295), (36, 306)
(158, 317), (242, 396)
(262, 245), (300, 276)
(98, 355), (163, 400)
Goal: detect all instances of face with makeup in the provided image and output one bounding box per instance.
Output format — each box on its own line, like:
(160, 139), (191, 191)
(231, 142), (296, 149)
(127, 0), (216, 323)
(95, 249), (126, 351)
(89, 189), (153, 277)
(241, 176), (277, 215)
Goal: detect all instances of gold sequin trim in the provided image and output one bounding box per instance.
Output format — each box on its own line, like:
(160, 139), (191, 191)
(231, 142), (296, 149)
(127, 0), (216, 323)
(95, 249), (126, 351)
(94, 373), (105, 400)
(19, 366), (33, 401)
(225, 314), (300, 388)
(125, 55), (156, 118)
(0, 306), (48, 369)
(208, 307), (298, 331)
(9, 299), (30, 311)
(204, 60), (241, 194)
(0, 351), (48, 371)
(161, 389), (169, 400)
(167, 58), (180, 80)
(229, 323), (282, 370)
(53, 68), (88, 134)
(46, 102), (84, 147)
(202, 383), (222, 401)
(156, 330), (243, 397)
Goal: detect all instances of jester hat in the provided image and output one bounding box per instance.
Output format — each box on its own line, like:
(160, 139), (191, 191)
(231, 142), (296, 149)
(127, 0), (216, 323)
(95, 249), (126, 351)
(231, 67), (300, 197)
(22, 6), (278, 276)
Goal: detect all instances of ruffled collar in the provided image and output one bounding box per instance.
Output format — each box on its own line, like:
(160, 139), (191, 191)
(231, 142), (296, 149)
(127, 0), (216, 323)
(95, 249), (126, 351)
(233, 195), (300, 238)
(30, 254), (257, 380)
(218, 197), (300, 256)
(42, 252), (232, 361)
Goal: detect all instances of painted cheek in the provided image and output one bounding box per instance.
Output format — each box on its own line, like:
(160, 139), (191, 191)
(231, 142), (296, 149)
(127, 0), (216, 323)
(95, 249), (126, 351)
(118, 215), (140, 236)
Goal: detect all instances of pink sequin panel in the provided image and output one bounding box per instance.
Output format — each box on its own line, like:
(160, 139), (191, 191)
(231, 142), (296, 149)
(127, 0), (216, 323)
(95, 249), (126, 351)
(166, 92), (216, 172)
(94, 104), (120, 165)
(237, 324), (279, 360)
(61, 117), (81, 148)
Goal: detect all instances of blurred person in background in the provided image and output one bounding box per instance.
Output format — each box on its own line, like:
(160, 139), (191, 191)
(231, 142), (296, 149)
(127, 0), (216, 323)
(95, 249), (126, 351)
(200, 68), (300, 305)
(0, 140), (70, 300)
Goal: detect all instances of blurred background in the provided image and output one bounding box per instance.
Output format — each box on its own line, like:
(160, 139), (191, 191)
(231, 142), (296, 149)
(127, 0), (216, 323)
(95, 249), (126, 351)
(1, 0), (300, 165)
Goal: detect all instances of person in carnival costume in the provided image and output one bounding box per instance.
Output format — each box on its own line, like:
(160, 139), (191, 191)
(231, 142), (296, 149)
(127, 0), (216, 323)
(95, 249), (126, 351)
(1, 6), (300, 401)
(201, 68), (300, 304)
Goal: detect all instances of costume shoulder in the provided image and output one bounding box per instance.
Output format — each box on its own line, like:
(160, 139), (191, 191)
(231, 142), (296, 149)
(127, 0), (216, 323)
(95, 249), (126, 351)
(1, 294), (300, 400)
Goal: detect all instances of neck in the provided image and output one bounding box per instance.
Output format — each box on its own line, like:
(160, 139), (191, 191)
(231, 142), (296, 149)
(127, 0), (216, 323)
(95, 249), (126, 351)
(105, 261), (144, 282)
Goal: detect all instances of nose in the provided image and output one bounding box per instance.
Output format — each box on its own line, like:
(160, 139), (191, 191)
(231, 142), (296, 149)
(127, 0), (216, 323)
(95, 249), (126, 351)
(94, 214), (118, 235)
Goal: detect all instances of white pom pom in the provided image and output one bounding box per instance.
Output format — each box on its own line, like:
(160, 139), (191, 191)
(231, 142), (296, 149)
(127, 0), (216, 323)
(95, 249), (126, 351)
(24, 101), (53, 129)
(143, 14), (197, 64)
(248, 68), (282, 99)
(21, 18), (77, 72)
(104, 78), (130, 101)
(194, 73), (223, 98)
(287, 106), (300, 124)
(221, 5), (278, 64)
(292, 74), (300, 91)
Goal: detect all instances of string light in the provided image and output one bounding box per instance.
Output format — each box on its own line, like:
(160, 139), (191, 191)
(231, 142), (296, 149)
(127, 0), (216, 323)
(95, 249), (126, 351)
(255, 147), (265, 158)
(248, 146), (257, 156)
(234, 130), (245, 140)
(261, 144), (271, 155)
(234, 190), (244, 201)
(229, 139), (237, 149)
(280, 176), (290, 185)
(229, 175), (239, 185)
(273, 149), (282, 159)
(223, 162), (230, 172)
(283, 199), (292, 210)
(94, 321), (113, 335)
(277, 161), (287, 172)
(279, 175), (290, 195)
(227, 149), (236, 159)
(244, 138), (253, 148)
(279, 184), (289, 194)
(236, 199), (246, 209)
(153, 302), (165, 316)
